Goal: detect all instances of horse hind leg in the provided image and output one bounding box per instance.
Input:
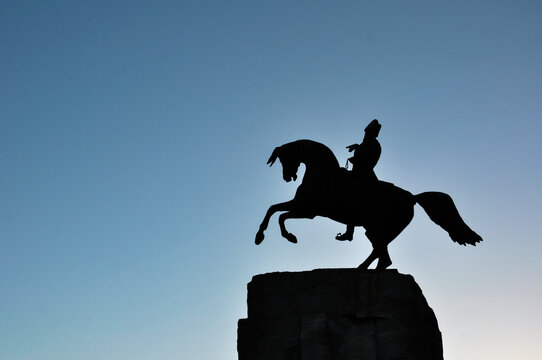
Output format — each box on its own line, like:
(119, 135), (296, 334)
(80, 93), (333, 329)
(358, 230), (393, 270)
(360, 205), (415, 270)
(376, 243), (392, 270)
(357, 229), (391, 270)
(358, 248), (378, 269)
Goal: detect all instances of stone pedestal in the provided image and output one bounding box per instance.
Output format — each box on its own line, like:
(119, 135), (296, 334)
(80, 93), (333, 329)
(238, 269), (443, 360)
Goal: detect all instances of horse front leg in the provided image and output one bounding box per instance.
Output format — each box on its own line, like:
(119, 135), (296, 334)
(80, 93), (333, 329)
(255, 200), (294, 245)
(278, 211), (316, 244)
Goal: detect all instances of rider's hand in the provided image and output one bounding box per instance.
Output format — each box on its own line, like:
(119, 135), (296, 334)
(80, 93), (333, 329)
(346, 144), (358, 152)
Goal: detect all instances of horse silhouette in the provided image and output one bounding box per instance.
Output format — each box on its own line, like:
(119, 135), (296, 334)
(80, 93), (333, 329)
(255, 139), (482, 269)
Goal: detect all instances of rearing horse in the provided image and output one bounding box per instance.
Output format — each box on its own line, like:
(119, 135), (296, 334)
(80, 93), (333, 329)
(255, 139), (482, 269)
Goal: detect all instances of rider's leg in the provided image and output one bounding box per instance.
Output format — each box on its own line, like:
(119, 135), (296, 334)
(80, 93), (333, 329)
(336, 224), (355, 241)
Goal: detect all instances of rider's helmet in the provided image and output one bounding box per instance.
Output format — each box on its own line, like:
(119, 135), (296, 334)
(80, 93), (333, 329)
(364, 119), (381, 138)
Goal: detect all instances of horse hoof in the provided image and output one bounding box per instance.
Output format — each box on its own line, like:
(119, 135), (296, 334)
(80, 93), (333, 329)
(376, 259), (392, 270)
(285, 233), (297, 244)
(335, 232), (353, 241)
(255, 232), (264, 245)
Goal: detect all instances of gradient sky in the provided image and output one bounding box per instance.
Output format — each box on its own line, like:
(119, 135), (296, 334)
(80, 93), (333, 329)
(1, 1), (541, 359)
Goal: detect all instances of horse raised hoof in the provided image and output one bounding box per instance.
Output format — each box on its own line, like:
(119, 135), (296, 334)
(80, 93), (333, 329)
(284, 233), (297, 244)
(255, 231), (265, 245)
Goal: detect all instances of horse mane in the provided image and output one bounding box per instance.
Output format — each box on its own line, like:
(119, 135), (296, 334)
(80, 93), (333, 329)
(281, 139), (341, 170)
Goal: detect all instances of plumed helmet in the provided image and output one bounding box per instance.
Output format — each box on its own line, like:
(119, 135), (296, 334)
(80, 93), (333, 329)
(364, 119), (381, 138)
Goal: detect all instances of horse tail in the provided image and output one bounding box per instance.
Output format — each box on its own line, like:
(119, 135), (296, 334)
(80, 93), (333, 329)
(414, 192), (483, 246)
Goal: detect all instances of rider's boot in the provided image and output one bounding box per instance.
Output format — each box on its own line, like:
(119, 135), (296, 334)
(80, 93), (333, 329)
(336, 225), (354, 241)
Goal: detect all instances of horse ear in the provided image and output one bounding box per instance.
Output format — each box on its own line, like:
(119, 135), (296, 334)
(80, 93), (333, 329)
(267, 147), (280, 166)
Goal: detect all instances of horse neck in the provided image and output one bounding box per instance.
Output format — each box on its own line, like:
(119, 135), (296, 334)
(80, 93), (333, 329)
(292, 140), (339, 179)
(302, 155), (329, 179)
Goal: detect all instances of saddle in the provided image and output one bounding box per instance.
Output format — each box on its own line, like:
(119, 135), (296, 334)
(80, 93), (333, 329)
(338, 168), (395, 203)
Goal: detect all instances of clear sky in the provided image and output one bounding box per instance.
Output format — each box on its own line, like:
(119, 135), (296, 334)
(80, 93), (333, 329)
(1, 1), (541, 359)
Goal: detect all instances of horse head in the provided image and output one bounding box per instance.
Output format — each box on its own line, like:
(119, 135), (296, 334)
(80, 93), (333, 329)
(267, 146), (300, 182)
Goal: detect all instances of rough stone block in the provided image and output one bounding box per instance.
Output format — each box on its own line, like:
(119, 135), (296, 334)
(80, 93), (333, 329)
(238, 269), (443, 360)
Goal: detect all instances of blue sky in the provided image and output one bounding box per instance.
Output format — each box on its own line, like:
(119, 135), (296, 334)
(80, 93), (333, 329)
(1, 1), (541, 359)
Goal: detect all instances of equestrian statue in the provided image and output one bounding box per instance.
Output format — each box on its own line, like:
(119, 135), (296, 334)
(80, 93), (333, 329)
(255, 120), (482, 270)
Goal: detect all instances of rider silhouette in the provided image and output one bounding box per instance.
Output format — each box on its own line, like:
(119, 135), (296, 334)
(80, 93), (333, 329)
(336, 119), (382, 241)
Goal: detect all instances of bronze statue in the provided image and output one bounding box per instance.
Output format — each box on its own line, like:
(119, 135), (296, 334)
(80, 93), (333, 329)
(336, 119), (382, 241)
(255, 121), (482, 270)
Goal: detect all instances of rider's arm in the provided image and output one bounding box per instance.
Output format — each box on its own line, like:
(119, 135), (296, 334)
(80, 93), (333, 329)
(346, 144), (359, 152)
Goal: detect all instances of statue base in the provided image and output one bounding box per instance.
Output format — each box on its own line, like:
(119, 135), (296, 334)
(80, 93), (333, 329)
(237, 269), (443, 360)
